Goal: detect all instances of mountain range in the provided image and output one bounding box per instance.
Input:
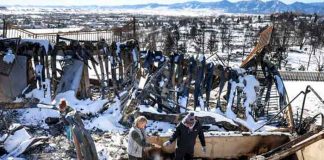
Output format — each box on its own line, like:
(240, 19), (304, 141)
(112, 0), (324, 15)
(3, 0), (324, 15)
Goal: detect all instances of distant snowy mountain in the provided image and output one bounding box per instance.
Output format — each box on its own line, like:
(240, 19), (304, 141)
(111, 0), (324, 14)
(3, 0), (324, 15)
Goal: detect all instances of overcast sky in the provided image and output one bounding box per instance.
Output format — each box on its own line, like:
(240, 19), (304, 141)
(1, 0), (323, 6)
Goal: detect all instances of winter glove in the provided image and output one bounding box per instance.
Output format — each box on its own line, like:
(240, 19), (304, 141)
(163, 141), (171, 147)
(202, 146), (206, 153)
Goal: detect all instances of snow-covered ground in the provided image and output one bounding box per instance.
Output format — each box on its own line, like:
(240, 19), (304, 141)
(25, 28), (83, 34)
(284, 81), (324, 120)
(285, 46), (324, 71)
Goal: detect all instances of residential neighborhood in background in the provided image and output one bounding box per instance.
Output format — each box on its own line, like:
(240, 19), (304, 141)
(0, 0), (324, 160)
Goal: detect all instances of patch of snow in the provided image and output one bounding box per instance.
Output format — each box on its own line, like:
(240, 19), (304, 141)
(116, 42), (121, 54)
(138, 105), (167, 114)
(198, 96), (205, 111)
(25, 79), (51, 104)
(96, 143), (111, 160)
(194, 111), (237, 126)
(218, 72), (264, 131)
(178, 96), (188, 113)
(138, 76), (147, 90)
(132, 49), (138, 65)
(55, 91), (108, 114)
(284, 81), (324, 124)
(18, 108), (59, 129)
(3, 127), (32, 153)
(146, 120), (176, 135)
(198, 55), (204, 62)
(3, 49), (15, 64)
(35, 64), (43, 76)
(20, 39), (51, 53)
(84, 98), (125, 132)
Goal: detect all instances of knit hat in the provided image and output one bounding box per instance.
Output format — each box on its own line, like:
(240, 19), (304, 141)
(59, 99), (67, 110)
(185, 112), (196, 125)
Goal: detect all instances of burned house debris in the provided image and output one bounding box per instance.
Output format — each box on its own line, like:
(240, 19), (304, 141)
(0, 21), (324, 160)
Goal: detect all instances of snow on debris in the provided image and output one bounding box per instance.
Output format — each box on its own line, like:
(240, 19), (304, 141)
(146, 120), (176, 135)
(84, 97), (125, 132)
(55, 91), (108, 115)
(3, 125), (32, 153)
(18, 108), (60, 129)
(284, 81), (324, 122)
(194, 111), (237, 126)
(20, 39), (51, 53)
(3, 49), (15, 64)
(96, 143), (112, 160)
(3, 139), (35, 158)
(138, 105), (167, 114)
(22, 87), (108, 128)
(24, 79), (52, 104)
(216, 72), (265, 131)
(178, 96), (188, 113)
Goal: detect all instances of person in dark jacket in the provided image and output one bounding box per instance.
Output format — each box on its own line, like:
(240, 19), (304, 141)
(163, 112), (206, 160)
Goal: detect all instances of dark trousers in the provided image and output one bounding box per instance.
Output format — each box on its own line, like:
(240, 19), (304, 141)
(175, 149), (193, 160)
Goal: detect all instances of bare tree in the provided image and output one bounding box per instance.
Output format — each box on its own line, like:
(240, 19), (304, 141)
(207, 31), (218, 54)
(163, 32), (175, 56)
(308, 23), (324, 71)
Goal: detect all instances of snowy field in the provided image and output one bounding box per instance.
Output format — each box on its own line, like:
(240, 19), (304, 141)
(284, 81), (324, 120)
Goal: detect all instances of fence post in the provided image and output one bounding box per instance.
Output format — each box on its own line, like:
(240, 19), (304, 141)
(133, 16), (136, 40)
(2, 18), (7, 38)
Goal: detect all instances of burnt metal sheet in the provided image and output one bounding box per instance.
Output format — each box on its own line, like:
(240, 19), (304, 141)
(0, 55), (14, 76)
(0, 56), (27, 102)
(55, 59), (84, 95)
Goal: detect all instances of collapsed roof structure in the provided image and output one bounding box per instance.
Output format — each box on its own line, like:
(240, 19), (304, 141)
(0, 26), (323, 160)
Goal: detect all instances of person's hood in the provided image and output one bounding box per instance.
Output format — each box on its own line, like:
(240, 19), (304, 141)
(182, 113), (196, 128)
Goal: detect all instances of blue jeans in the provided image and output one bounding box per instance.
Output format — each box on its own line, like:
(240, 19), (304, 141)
(65, 125), (73, 142)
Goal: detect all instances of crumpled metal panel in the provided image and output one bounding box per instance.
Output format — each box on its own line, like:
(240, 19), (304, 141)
(0, 56), (27, 102)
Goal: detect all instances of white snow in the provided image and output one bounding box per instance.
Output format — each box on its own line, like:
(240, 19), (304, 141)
(25, 28), (83, 34)
(138, 76), (148, 90)
(18, 108), (60, 129)
(3, 49), (15, 64)
(55, 91), (108, 114)
(194, 111), (237, 126)
(22, 85), (108, 128)
(146, 120), (176, 135)
(84, 97), (125, 132)
(3, 126), (31, 153)
(216, 72), (264, 131)
(25, 79), (51, 104)
(35, 64), (43, 76)
(284, 81), (324, 122)
(178, 96), (188, 113)
(138, 105), (167, 114)
(1, 124), (46, 159)
(132, 49), (138, 65)
(198, 96), (205, 111)
(116, 42), (121, 54)
(20, 39), (51, 53)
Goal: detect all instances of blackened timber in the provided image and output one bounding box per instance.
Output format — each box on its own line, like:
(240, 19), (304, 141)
(96, 49), (106, 99)
(51, 47), (58, 93)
